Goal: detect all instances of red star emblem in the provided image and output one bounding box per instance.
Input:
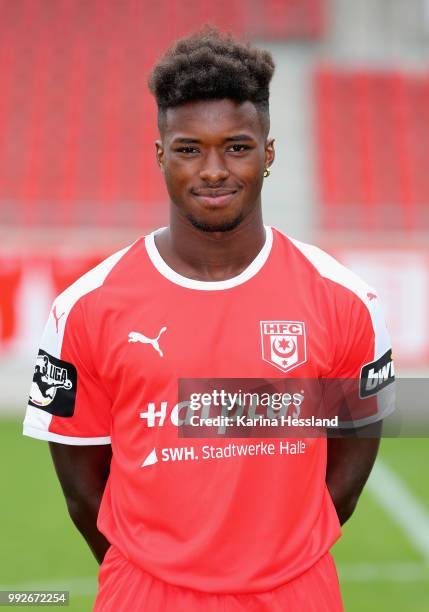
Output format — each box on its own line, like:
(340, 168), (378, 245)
(277, 338), (290, 351)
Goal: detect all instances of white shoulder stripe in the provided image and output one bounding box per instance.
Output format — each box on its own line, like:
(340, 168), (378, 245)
(289, 237), (374, 302)
(45, 242), (134, 358)
(289, 237), (391, 361)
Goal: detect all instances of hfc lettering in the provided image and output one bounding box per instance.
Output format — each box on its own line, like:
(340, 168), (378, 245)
(262, 322), (304, 336)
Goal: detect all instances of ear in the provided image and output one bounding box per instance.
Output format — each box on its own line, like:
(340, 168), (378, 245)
(264, 137), (275, 169)
(155, 140), (164, 172)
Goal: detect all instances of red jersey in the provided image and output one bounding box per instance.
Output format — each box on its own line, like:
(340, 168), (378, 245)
(24, 226), (394, 593)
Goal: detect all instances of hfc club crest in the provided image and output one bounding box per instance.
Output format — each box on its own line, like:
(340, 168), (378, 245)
(260, 321), (307, 373)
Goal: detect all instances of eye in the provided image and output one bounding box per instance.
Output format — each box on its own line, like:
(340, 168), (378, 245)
(226, 144), (252, 153)
(175, 146), (199, 154)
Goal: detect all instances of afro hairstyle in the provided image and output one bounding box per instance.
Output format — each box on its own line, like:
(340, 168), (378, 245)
(148, 26), (275, 129)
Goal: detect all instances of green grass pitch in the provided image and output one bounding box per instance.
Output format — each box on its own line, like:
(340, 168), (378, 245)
(1, 417), (428, 611)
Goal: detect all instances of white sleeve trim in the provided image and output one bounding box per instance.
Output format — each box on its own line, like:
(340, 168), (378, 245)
(337, 382), (396, 428)
(23, 425), (111, 446)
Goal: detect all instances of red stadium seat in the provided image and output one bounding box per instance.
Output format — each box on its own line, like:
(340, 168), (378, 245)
(314, 67), (429, 232)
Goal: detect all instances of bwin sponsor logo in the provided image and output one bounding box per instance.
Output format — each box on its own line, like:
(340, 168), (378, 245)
(360, 349), (395, 398)
(365, 361), (395, 391)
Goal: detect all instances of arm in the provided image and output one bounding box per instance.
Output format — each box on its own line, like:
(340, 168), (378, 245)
(49, 442), (112, 564)
(326, 420), (382, 525)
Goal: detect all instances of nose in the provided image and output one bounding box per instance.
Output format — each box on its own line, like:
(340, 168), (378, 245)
(199, 150), (229, 184)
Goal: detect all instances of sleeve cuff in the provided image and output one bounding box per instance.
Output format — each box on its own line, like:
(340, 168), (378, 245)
(336, 394), (396, 429)
(23, 425), (111, 445)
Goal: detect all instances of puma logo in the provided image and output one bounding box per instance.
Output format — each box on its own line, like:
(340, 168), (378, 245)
(128, 327), (167, 357)
(52, 305), (65, 333)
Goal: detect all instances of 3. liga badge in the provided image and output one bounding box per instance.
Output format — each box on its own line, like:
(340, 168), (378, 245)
(260, 321), (307, 373)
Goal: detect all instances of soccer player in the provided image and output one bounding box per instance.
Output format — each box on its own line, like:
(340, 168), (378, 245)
(23, 28), (395, 611)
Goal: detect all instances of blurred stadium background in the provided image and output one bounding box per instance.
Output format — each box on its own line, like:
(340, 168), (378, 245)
(0, 0), (428, 610)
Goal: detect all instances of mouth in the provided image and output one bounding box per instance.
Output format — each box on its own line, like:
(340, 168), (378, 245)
(191, 188), (238, 208)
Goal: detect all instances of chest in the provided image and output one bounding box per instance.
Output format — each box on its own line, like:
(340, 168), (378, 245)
(95, 283), (333, 396)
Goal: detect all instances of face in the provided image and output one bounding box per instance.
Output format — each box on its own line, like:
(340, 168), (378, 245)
(156, 99), (275, 232)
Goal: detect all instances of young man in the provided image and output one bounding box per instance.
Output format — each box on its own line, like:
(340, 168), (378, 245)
(24, 28), (394, 611)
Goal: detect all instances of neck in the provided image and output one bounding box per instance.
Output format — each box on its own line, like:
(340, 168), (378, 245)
(154, 205), (266, 282)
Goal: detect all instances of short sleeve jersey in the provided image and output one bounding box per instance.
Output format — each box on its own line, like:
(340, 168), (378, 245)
(23, 226), (395, 594)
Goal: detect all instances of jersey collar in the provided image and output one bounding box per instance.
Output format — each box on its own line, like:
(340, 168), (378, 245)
(145, 226), (273, 291)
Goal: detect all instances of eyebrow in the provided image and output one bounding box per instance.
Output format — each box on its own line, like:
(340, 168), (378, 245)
(225, 134), (255, 142)
(172, 137), (200, 144)
(172, 134), (256, 144)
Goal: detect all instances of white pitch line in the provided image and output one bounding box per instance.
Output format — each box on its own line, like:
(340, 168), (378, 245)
(0, 562), (428, 595)
(338, 562), (429, 582)
(0, 577), (97, 596)
(368, 459), (429, 564)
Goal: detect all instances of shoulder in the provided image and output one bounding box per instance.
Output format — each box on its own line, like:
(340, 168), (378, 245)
(274, 229), (377, 311)
(53, 240), (139, 316)
(275, 231), (391, 360)
(45, 240), (140, 348)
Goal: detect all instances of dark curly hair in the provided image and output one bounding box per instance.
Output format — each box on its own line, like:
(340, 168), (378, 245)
(148, 26), (275, 130)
